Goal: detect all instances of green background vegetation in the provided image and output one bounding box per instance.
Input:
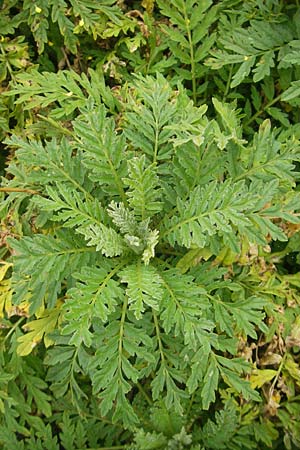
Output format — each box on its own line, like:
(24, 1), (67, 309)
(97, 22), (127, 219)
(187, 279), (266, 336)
(1, 1), (300, 448)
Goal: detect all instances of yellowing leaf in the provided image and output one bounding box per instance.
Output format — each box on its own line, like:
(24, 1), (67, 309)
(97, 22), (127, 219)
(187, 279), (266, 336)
(259, 353), (282, 366)
(177, 247), (213, 273)
(5, 295), (30, 318)
(215, 244), (244, 266)
(0, 263), (12, 318)
(142, 0), (155, 14)
(17, 306), (62, 356)
(250, 369), (277, 389)
(0, 279), (12, 319)
(0, 262), (30, 318)
(286, 316), (300, 347)
(265, 392), (281, 416)
(284, 354), (300, 386)
(0, 262), (11, 282)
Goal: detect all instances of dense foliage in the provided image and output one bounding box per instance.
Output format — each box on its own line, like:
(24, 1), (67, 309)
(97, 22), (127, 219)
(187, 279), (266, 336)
(1, 1), (300, 449)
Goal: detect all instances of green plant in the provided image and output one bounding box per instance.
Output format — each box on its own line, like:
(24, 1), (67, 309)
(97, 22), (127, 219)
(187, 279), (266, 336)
(0, 69), (299, 447)
(155, 0), (218, 102)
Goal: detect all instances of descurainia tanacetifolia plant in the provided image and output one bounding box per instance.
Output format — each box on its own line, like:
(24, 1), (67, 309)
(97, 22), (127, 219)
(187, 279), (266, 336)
(2, 72), (300, 430)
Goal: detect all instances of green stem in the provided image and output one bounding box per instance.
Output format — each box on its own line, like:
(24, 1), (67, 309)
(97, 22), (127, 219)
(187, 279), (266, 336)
(92, 260), (127, 309)
(233, 154), (282, 181)
(106, 159), (128, 206)
(223, 64), (233, 101)
(159, 272), (185, 316)
(118, 296), (128, 373)
(186, 391), (195, 418)
(153, 310), (165, 364)
(160, 205), (225, 240)
(3, 317), (25, 345)
(245, 94), (282, 127)
(81, 412), (124, 429)
(36, 114), (75, 137)
(51, 160), (94, 202)
(153, 117), (159, 164)
(136, 381), (152, 406)
(70, 346), (82, 404)
(25, 246), (95, 260)
(182, 2), (196, 103)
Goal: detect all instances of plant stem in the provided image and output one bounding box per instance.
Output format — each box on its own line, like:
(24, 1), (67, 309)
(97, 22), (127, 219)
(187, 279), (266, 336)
(70, 347), (84, 404)
(223, 64), (233, 101)
(269, 352), (287, 399)
(36, 114), (75, 136)
(136, 381), (152, 406)
(245, 94), (282, 126)
(153, 115), (159, 164)
(0, 187), (41, 195)
(118, 296), (128, 372)
(51, 160), (95, 202)
(153, 310), (165, 364)
(81, 412), (124, 429)
(182, 2), (196, 103)
(186, 391), (195, 418)
(3, 317), (26, 345)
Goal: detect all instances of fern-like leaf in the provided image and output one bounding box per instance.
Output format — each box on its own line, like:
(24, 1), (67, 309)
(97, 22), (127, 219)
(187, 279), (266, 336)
(234, 119), (300, 186)
(213, 295), (268, 339)
(156, 0), (218, 101)
(162, 179), (287, 252)
(124, 74), (177, 162)
(206, 18), (295, 87)
(88, 300), (154, 427)
(5, 136), (88, 192)
(107, 201), (159, 262)
(8, 231), (95, 313)
(7, 68), (118, 119)
(123, 155), (163, 220)
(73, 103), (128, 200)
(120, 262), (163, 319)
(159, 269), (213, 350)
(81, 223), (126, 257)
(33, 183), (105, 228)
(62, 264), (124, 346)
(201, 402), (238, 449)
